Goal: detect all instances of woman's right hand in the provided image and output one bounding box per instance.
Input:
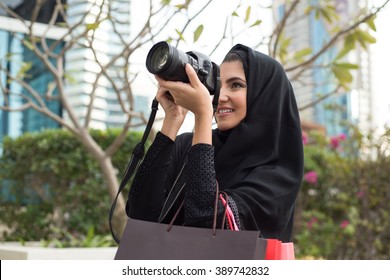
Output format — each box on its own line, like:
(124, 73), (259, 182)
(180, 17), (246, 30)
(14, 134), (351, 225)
(156, 83), (188, 141)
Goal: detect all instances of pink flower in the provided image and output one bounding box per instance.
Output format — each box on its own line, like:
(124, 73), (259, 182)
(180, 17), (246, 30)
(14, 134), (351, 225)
(356, 191), (365, 198)
(307, 217), (318, 229)
(330, 137), (340, 149)
(304, 171), (318, 185)
(302, 131), (308, 145)
(338, 133), (347, 141)
(330, 133), (347, 149)
(340, 220), (350, 229)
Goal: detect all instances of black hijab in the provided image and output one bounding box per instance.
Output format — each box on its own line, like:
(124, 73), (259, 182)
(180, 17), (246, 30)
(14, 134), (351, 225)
(212, 44), (304, 241)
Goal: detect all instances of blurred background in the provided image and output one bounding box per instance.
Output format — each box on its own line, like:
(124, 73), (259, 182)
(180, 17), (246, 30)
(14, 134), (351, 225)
(0, 0), (389, 259)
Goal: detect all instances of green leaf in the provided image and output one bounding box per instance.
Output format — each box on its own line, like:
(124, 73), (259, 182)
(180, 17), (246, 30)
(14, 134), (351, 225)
(293, 47), (312, 61)
(193, 24), (203, 43)
(64, 73), (77, 85)
(175, 4), (186, 10)
(231, 11), (239, 17)
(250, 20), (262, 28)
(366, 16), (377, 31)
(17, 62), (32, 79)
(23, 40), (34, 51)
(356, 29), (376, 44)
(175, 29), (186, 42)
(280, 37), (291, 50)
(335, 47), (351, 60)
(304, 6), (314, 15)
(55, 22), (68, 27)
(334, 63), (359, 70)
(336, 34), (355, 60)
(332, 64), (353, 87)
(245, 6), (251, 23)
(86, 22), (100, 31)
(161, 0), (170, 5)
(320, 9), (332, 23)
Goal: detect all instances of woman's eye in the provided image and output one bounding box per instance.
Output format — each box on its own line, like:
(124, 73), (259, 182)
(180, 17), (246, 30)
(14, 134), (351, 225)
(231, 82), (244, 89)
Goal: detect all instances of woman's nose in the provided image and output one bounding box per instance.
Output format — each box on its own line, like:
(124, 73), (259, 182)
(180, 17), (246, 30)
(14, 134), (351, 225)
(218, 89), (229, 103)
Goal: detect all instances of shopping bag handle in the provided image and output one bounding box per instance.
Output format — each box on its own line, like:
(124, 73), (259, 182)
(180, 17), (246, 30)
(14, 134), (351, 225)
(167, 182), (228, 236)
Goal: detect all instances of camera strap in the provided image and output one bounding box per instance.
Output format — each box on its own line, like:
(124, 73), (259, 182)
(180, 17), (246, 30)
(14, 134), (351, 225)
(109, 98), (159, 244)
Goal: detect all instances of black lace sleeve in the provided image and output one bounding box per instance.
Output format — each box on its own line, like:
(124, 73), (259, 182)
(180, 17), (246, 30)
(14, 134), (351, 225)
(126, 132), (174, 220)
(184, 143), (242, 229)
(184, 143), (217, 224)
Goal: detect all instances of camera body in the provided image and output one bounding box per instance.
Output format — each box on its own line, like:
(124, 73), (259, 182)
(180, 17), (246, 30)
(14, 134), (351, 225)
(145, 41), (220, 99)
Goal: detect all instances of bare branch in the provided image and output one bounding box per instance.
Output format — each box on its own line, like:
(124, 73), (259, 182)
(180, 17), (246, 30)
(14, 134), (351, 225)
(174, 0), (213, 47)
(0, 2), (29, 27)
(298, 86), (342, 111)
(209, 17), (229, 57)
(105, 117), (132, 158)
(31, 0), (43, 24)
(40, 1), (63, 58)
(269, 0), (301, 57)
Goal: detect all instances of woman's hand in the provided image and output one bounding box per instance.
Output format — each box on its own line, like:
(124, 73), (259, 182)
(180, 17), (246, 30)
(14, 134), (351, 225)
(156, 64), (213, 145)
(156, 85), (188, 123)
(155, 85), (188, 141)
(155, 64), (213, 119)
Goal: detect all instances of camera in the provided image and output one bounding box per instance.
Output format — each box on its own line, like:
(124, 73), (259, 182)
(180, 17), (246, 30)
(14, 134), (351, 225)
(145, 41), (220, 99)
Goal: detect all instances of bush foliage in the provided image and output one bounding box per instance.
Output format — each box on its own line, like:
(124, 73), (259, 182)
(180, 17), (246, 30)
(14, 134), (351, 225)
(294, 127), (390, 259)
(0, 129), (143, 244)
(1, 127), (389, 258)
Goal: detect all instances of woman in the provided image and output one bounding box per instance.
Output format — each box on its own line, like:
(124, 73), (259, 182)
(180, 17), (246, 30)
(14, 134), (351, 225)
(126, 44), (303, 242)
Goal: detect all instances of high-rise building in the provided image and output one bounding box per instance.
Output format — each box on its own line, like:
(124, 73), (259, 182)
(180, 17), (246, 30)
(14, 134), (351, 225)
(64, 0), (148, 130)
(0, 0), (150, 146)
(1, 0), (63, 141)
(273, 0), (373, 136)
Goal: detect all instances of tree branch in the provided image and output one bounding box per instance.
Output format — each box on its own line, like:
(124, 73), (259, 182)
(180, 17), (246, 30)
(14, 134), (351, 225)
(269, 0), (301, 58)
(298, 86), (342, 111)
(285, 0), (390, 72)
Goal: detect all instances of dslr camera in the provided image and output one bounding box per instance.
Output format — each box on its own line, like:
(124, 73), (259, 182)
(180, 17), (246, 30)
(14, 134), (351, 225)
(145, 41), (220, 106)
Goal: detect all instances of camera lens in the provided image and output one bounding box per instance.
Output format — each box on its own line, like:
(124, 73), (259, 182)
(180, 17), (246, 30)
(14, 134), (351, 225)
(146, 41), (189, 82)
(149, 44), (169, 72)
(145, 41), (220, 100)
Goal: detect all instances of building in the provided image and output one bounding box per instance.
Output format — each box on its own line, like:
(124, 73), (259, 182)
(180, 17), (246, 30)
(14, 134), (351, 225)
(0, 0), (151, 146)
(273, 0), (373, 136)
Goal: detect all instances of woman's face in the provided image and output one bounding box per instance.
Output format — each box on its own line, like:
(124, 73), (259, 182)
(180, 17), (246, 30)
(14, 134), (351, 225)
(215, 60), (247, 131)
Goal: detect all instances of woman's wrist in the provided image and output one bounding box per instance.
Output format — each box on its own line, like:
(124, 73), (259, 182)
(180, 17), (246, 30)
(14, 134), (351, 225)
(161, 117), (184, 141)
(192, 113), (213, 145)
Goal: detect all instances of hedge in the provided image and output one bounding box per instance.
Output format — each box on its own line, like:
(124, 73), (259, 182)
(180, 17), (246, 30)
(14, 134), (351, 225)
(0, 128), (144, 244)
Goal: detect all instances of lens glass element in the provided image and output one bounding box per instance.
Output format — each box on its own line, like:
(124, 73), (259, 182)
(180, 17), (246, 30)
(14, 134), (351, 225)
(151, 45), (169, 71)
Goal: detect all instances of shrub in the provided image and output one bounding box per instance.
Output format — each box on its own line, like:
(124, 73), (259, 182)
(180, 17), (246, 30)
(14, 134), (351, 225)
(0, 128), (144, 244)
(294, 127), (390, 259)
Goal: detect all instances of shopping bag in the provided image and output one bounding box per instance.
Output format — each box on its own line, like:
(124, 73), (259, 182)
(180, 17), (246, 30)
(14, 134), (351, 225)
(265, 239), (295, 260)
(265, 239), (281, 260)
(280, 242), (295, 260)
(114, 217), (268, 260)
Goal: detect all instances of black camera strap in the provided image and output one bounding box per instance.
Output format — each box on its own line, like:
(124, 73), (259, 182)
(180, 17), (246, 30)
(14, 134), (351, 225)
(109, 98), (159, 244)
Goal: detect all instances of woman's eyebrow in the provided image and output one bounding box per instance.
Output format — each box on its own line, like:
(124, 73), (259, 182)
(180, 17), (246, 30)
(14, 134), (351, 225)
(224, 77), (246, 84)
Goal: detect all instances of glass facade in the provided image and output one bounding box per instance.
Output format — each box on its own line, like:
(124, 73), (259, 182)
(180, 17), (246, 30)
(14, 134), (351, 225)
(274, 0), (355, 136)
(21, 38), (62, 132)
(309, 1), (350, 136)
(1, 30), (24, 142)
(0, 30), (62, 145)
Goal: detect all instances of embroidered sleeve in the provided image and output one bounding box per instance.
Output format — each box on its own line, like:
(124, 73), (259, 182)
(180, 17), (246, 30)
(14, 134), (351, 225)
(184, 143), (222, 224)
(227, 196), (241, 230)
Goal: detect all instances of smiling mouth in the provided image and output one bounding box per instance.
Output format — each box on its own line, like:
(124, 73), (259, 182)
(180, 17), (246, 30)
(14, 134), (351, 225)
(218, 108), (234, 114)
